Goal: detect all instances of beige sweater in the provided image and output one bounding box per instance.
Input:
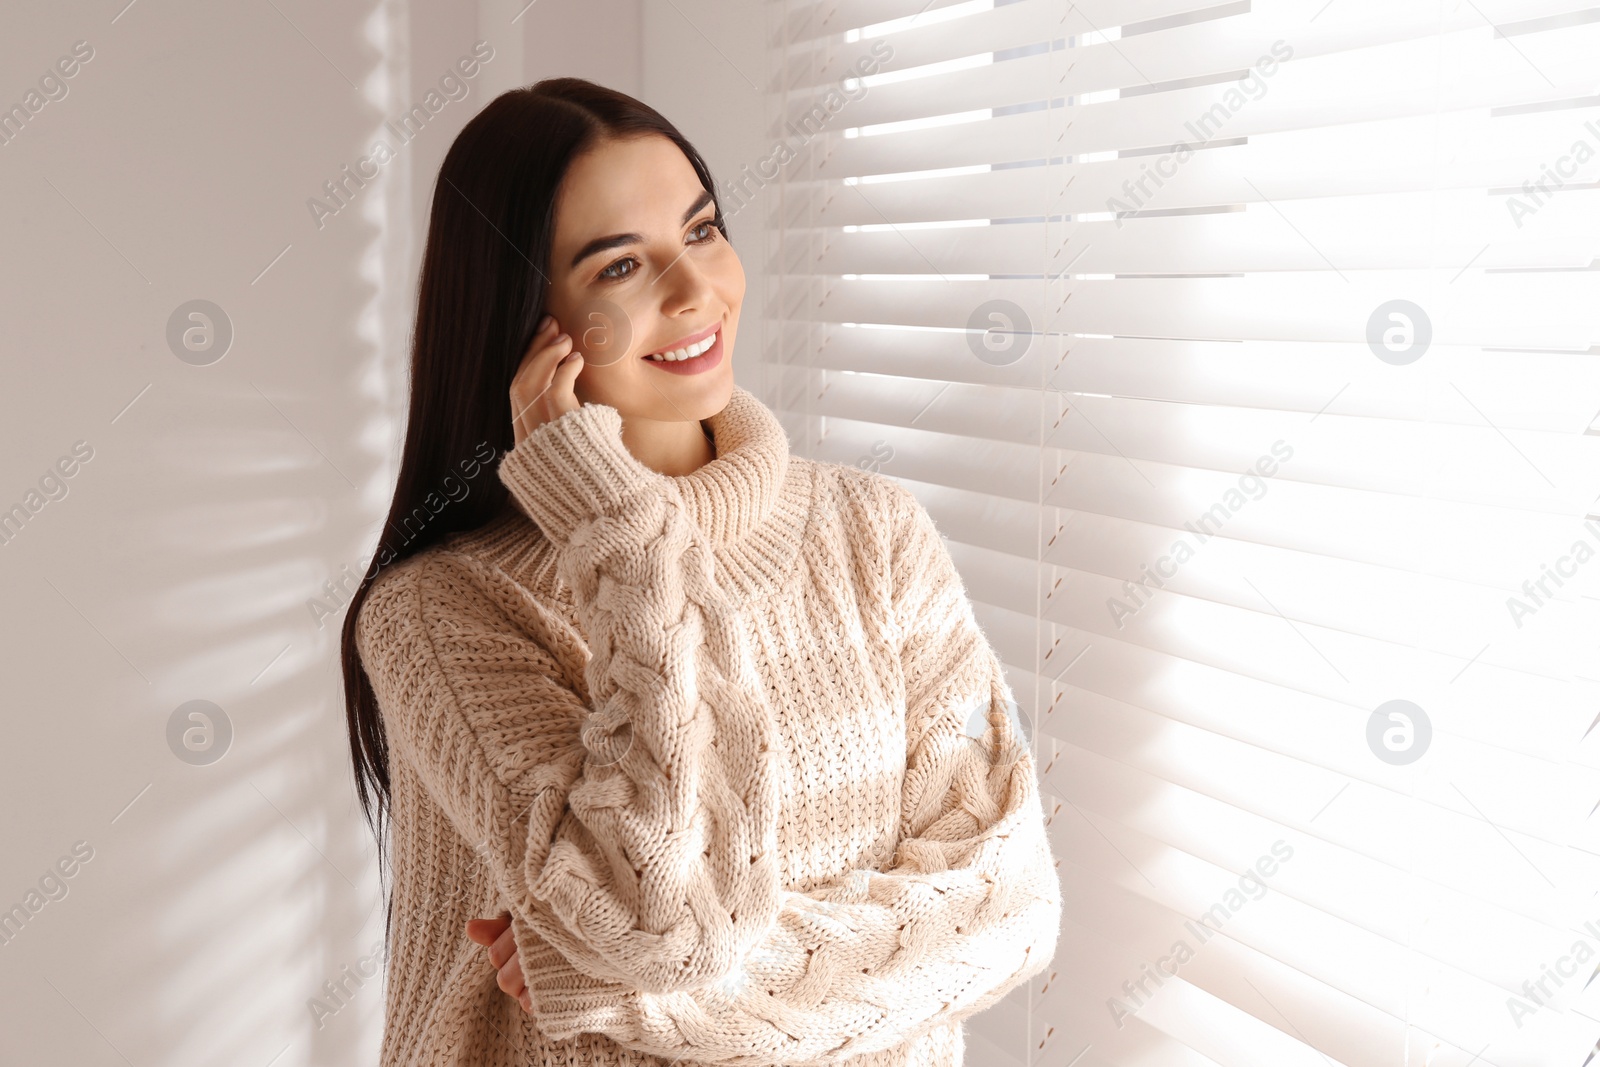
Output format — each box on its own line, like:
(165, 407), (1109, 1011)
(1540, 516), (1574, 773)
(354, 384), (1061, 1066)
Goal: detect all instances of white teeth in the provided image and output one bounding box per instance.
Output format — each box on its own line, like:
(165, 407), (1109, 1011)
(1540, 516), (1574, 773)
(645, 332), (716, 361)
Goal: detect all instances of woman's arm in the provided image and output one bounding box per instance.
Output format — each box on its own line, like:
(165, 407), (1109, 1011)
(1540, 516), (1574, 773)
(356, 401), (786, 995)
(498, 479), (1063, 1065)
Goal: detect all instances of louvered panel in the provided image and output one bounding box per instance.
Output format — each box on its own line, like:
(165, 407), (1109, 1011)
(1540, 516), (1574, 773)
(769, 329), (1600, 432)
(783, 3), (1597, 137)
(1035, 916), (1241, 1066)
(789, 377), (1598, 513)
(796, 415), (1597, 590)
(957, 557), (1587, 779)
(779, 107), (1600, 226)
(783, 0), (1230, 48)
(785, 333), (1600, 431)
(1047, 734), (1523, 939)
(1056, 510), (1598, 675)
(905, 475), (1598, 682)
(769, 1), (1600, 1061)
(1057, 855), (1509, 1062)
(1054, 685), (1589, 880)
(1045, 775), (1511, 1062)
(794, 273), (1597, 350)
(1051, 338), (1600, 431)
(782, 0), (1073, 87)
(1038, 693), (1591, 962)
(1029, 567), (1587, 758)
(1042, 392), (1596, 513)
(994, 603), (1600, 780)
(792, 189), (1600, 274)
(1024, 647), (1600, 1056)
(809, 61), (1594, 181)
(784, 0), (1598, 97)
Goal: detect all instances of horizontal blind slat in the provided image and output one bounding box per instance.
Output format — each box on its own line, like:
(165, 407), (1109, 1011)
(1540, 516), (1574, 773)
(784, 0), (1230, 46)
(793, 420), (1598, 590)
(783, 0), (1595, 98)
(792, 274), (1597, 348)
(771, 108), (1600, 224)
(785, 335), (1600, 431)
(781, 378), (1599, 512)
(786, 191), (1600, 274)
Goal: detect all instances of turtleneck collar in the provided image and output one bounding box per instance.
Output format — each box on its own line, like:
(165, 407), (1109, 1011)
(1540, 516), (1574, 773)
(453, 384), (813, 604)
(673, 383), (790, 545)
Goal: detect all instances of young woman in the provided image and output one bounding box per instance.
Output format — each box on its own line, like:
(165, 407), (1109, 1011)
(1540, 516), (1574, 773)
(343, 77), (1062, 1066)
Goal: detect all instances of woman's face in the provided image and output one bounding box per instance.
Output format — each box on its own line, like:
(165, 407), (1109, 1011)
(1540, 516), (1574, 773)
(543, 134), (743, 424)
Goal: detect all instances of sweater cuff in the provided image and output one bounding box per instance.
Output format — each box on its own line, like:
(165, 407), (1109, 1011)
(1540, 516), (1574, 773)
(498, 403), (665, 544)
(514, 914), (635, 1041)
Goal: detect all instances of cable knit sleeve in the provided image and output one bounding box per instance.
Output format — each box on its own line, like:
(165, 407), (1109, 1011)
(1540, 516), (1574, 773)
(503, 478), (1064, 1066)
(355, 401), (787, 995)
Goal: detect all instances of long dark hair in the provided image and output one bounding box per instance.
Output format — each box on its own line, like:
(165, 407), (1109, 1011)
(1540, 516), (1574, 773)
(338, 77), (729, 940)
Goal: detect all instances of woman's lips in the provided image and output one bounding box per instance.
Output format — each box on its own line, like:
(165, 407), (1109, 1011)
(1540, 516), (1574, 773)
(640, 320), (719, 360)
(641, 325), (723, 376)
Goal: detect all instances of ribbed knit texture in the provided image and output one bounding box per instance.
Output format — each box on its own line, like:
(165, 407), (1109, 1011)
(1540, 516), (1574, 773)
(354, 384), (1062, 1066)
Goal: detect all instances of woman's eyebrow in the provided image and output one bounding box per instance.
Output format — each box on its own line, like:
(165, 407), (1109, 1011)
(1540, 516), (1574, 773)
(568, 189), (716, 272)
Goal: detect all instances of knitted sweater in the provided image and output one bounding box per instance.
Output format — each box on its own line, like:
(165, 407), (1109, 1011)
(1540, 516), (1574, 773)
(354, 384), (1062, 1066)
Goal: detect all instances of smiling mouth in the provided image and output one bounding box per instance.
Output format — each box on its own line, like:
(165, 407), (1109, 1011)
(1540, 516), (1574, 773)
(642, 324), (718, 362)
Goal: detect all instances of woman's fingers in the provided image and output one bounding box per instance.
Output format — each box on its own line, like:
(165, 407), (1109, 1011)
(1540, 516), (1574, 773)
(496, 936), (526, 998)
(510, 332), (571, 441)
(490, 922), (518, 970)
(466, 913), (530, 1007)
(464, 915), (510, 947)
(510, 312), (584, 448)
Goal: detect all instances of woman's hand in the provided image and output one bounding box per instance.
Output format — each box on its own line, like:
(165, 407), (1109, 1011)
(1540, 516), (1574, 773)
(510, 313), (583, 449)
(466, 912), (532, 1014)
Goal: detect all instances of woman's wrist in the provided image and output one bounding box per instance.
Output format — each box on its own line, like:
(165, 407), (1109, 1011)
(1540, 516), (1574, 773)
(497, 401), (666, 544)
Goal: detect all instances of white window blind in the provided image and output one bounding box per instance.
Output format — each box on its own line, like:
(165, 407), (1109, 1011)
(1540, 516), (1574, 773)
(765, 1), (1600, 1064)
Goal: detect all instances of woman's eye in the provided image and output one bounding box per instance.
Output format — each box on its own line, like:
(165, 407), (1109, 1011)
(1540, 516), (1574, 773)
(599, 257), (636, 281)
(597, 221), (719, 283)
